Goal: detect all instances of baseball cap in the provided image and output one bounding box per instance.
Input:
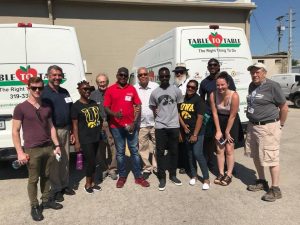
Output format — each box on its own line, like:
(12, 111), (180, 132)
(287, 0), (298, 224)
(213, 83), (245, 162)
(172, 63), (189, 73)
(247, 62), (267, 71)
(117, 67), (129, 75)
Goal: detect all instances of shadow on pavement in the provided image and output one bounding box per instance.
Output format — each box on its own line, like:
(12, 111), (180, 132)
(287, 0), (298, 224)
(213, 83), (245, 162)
(233, 162), (257, 186)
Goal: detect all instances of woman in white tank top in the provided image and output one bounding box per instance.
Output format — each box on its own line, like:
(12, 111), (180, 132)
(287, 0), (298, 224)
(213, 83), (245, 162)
(210, 71), (240, 186)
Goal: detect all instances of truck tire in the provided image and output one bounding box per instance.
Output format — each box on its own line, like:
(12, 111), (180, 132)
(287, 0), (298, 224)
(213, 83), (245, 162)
(294, 95), (300, 108)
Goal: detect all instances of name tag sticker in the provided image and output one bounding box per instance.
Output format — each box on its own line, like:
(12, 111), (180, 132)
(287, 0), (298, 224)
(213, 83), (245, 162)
(125, 96), (132, 101)
(65, 97), (73, 103)
(247, 107), (254, 114)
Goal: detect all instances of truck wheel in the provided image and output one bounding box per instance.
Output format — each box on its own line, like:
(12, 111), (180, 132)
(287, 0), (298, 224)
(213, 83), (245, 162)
(294, 95), (300, 108)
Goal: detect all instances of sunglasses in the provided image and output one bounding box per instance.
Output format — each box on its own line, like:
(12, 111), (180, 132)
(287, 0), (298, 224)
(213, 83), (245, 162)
(81, 87), (93, 92)
(138, 73), (148, 77)
(30, 86), (44, 91)
(187, 85), (197, 90)
(118, 73), (129, 78)
(175, 71), (185, 74)
(159, 75), (170, 79)
(208, 63), (219, 67)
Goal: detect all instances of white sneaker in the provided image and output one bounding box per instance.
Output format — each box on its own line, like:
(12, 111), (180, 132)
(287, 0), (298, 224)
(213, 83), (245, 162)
(189, 178), (196, 186)
(202, 182), (210, 190)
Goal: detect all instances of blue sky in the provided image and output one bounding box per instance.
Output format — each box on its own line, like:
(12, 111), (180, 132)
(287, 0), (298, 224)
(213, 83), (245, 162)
(250, 0), (300, 60)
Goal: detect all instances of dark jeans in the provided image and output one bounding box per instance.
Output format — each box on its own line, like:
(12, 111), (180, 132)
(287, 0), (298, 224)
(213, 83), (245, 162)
(185, 135), (209, 180)
(25, 145), (53, 206)
(81, 142), (100, 177)
(155, 128), (179, 180)
(111, 127), (142, 178)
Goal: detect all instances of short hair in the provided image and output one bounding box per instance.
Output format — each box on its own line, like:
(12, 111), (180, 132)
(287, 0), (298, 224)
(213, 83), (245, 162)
(216, 71), (231, 85)
(28, 77), (44, 87)
(187, 79), (198, 89)
(47, 65), (63, 75)
(208, 58), (220, 65)
(158, 67), (170, 75)
(77, 80), (90, 89)
(96, 73), (109, 85)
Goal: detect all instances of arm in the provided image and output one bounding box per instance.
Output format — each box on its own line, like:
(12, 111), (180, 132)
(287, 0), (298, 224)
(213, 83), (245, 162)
(225, 92), (239, 143)
(209, 92), (222, 140)
(189, 114), (203, 143)
(278, 102), (288, 127)
(12, 119), (28, 164)
(49, 118), (61, 155)
(104, 106), (122, 119)
(72, 119), (80, 152)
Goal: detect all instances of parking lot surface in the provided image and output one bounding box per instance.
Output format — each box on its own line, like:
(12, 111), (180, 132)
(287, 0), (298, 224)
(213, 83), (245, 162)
(0, 107), (299, 225)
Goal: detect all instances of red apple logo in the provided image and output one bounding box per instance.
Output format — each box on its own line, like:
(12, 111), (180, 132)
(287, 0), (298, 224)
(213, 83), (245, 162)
(16, 65), (38, 84)
(208, 32), (223, 47)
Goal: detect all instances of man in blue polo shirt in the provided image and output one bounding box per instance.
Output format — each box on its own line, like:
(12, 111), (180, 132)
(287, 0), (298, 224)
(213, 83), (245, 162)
(41, 65), (76, 202)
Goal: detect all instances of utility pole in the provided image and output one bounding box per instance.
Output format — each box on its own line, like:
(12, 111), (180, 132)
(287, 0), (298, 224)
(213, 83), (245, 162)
(276, 16), (285, 52)
(286, 8), (296, 73)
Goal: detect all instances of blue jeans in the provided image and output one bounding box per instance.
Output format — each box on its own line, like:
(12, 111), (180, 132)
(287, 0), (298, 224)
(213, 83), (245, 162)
(111, 127), (142, 178)
(185, 134), (209, 180)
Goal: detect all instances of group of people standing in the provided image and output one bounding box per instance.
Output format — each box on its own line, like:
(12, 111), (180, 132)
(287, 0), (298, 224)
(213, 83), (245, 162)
(12, 58), (288, 222)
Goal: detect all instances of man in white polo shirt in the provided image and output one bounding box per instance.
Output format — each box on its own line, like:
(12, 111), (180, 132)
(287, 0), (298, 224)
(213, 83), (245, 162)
(134, 67), (159, 179)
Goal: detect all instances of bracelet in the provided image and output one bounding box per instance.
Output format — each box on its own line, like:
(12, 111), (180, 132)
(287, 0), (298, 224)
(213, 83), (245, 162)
(55, 145), (61, 148)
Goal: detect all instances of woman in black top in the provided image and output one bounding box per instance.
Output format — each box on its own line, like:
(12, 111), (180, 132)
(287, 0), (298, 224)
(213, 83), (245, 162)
(71, 81), (102, 194)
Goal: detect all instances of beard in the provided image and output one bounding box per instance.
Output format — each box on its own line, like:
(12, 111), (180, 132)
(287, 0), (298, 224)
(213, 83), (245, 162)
(174, 74), (187, 86)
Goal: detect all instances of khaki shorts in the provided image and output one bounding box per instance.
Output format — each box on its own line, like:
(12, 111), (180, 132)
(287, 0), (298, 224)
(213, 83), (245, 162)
(245, 121), (281, 167)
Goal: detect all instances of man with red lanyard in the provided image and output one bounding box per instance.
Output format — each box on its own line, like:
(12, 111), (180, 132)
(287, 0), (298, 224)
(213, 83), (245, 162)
(104, 67), (150, 188)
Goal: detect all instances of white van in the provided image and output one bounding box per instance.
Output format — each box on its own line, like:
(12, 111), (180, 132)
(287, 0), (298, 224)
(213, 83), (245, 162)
(0, 23), (86, 160)
(270, 73), (300, 97)
(130, 25), (252, 124)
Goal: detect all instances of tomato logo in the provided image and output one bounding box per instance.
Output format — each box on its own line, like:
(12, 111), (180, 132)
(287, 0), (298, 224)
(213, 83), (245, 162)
(15, 65), (38, 84)
(208, 32), (223, 47)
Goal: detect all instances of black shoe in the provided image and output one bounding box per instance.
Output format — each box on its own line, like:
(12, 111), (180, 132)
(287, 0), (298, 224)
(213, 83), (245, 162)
(62, 187), (76, 195)
(31, 206), (44, 221)
(170, 176), (182, 186)
(143, 172), (151, 180)
(92, 184), (102, 191)
(55, 192), (64, 202)
(42, 200), (63, 210)
(179, 168), (186, 174)
(84, 186), (94, 194)
(158, 179), (166, 191)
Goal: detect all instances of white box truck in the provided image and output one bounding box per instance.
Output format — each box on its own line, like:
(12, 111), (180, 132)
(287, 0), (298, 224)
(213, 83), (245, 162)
(130, 25), (252, 125)
(0, 23), (86, 160)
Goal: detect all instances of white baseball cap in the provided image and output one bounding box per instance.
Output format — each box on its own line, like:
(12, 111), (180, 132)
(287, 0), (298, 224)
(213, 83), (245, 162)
(247, 62), (267, 71)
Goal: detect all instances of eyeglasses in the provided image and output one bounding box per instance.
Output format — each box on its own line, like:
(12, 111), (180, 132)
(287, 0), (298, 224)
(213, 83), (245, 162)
(118, 73), (129, 78)
(187, 85), (197, 90)
(138, 73), (148, 77)
(30, 86), (44, 91)
(159, 75), (170, 79)
(208, 63), (219, 67)
(82, 87), (92, 92)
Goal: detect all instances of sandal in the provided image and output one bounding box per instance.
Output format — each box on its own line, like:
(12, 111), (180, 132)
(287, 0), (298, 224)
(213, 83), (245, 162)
(220, 175), (232, 186)
(214, 174), (224, 185)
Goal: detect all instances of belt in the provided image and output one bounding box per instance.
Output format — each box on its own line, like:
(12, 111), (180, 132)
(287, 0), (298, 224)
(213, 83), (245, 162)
(250, 119), (279, 125)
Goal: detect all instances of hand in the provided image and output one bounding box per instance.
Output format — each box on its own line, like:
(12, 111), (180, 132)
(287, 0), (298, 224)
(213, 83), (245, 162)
(70, 134), (75, 145)
(225, 132), (234, 143)
(179, 132), (183, 143)
(17, 152), (29, 165)
(189, 135), (197, 144)
(127, 123), (135, 133)
(53, 146), (61, 155)
(215, 131), (223, 141)
(74, 142), (81, 152)
(114, 110), (123, 119)
(183, 124), (190, 134)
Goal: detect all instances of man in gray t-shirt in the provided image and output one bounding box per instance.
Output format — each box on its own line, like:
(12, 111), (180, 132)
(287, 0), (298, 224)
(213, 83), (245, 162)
(245, 63), (288, 202)
(149, 67), (183, 191)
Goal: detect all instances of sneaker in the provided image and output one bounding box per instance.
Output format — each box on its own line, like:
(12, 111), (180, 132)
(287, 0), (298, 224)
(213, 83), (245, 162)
(158, 179), (166, 191)
(143, 172), (151, 180)
(170, 176), (182, 186)
(189, 178), (196, 186)
(116, 177), (127, 188)
(55, 192), (64, 202)
(84, 186), (94, 194)
(102, 171), (108, 180)
(135, 177), (150, 187)
(41, 200), (63, 210)
(108, 171), (118, 180)
(202, 180), (210, 190)
(62, 187), (76, 195)
(31, 205), (44, 221)
(247, 179), (269, 192)
(261, 186), (282, 202)
(92, 184), (102, 191)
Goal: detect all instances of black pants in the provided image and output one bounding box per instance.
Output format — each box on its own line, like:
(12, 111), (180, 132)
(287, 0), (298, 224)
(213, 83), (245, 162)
(155, 128), (179, 180)
(81, 142), (100, 177)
